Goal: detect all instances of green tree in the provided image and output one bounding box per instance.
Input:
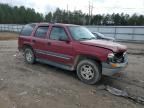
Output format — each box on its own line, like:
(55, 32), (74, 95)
(0, 3), (144, 25)
(45, 12), (52, 22)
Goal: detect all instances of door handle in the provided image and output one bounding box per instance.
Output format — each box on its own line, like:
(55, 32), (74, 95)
(47, 42), (51, 46)
(32, 40), (36, 43)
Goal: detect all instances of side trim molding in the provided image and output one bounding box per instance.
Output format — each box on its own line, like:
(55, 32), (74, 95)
(35, 49), (72, 60)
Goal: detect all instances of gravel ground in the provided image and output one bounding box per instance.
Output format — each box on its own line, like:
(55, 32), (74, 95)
(0, 40), (144, 108)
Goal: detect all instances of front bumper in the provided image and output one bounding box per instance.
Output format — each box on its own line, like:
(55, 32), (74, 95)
(102, 55), (128, 76)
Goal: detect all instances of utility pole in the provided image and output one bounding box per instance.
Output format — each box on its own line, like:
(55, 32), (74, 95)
(88, 0), (94, 25)
(89, 1), (90, 17)
(67, 4), (69, 23)
(88, 1), (91, 24)
(90, 2), (94, 17)
(67, 4), (68, 13)
(90, 2), (94, 25)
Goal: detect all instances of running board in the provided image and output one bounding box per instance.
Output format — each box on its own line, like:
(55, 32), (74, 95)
(36, 58), (74, 71)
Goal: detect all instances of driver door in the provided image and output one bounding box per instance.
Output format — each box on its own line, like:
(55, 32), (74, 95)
(46, 26), (75, 65)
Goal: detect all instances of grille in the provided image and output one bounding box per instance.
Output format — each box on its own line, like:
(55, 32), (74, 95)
(113, 52), (125, 63)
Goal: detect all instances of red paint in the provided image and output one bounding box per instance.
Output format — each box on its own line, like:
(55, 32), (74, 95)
(18, 23), (127, 66)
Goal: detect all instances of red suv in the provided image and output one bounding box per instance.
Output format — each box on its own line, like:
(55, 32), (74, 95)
(18, 23), (128, 84)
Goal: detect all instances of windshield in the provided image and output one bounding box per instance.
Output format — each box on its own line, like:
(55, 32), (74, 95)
(69, 26), (96, 41)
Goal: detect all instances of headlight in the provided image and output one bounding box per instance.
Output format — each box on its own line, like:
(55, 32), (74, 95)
(108, 53), (114, 59)
(123, 52), (127, 56)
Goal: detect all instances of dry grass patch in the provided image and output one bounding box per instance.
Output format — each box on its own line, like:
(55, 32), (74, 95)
(0, 32), (19, 40)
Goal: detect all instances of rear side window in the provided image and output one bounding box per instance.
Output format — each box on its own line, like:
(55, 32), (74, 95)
(20, 24), (36, 36)
(34, 26), (48, 38)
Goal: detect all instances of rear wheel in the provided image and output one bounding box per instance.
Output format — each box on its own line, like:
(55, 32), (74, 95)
(24, 47), (35, 64)
(76, 59), (101, 84)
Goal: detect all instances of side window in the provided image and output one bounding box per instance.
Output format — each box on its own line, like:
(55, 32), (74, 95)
(20, 24), (35, 36)
(35, 26), (48, 38)
(50, 27), (68, 40)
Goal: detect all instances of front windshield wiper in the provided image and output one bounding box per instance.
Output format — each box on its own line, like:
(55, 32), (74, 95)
(89, 37), (96, 40)
(78, 37), (96, 41)
(78, 38), (90, 40)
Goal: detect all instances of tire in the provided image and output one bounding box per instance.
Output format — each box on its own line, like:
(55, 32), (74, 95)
(24, 47), (35, 64)
(76, 59), (101, 85)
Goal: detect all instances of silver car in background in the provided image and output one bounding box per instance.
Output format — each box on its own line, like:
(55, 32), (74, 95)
(92, 32), (115, 41)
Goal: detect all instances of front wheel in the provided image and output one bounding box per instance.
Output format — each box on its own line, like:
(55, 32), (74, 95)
(76, 59), (101, 85)
(24, 48), (35, 64)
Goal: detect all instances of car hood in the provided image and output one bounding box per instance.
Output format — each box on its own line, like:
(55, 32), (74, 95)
(80, 40), (127, 52)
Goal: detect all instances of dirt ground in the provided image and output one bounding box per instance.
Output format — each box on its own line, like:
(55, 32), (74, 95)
(0, 33), (144, 108)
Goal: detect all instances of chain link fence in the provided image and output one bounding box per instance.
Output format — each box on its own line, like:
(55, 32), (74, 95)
(0, 24), (24, 33)
(0, 24), (144, 42)
(86, 26), (144, 42)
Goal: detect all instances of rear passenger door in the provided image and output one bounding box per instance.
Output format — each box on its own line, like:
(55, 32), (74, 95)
(32, 26), (49, 59)
(46, 26), (75, 65)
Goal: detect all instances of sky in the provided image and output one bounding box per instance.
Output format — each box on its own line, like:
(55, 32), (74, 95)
(0, 0), (144, 15)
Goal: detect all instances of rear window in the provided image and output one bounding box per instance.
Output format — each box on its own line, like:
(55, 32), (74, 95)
(20, 24), (36, 36)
